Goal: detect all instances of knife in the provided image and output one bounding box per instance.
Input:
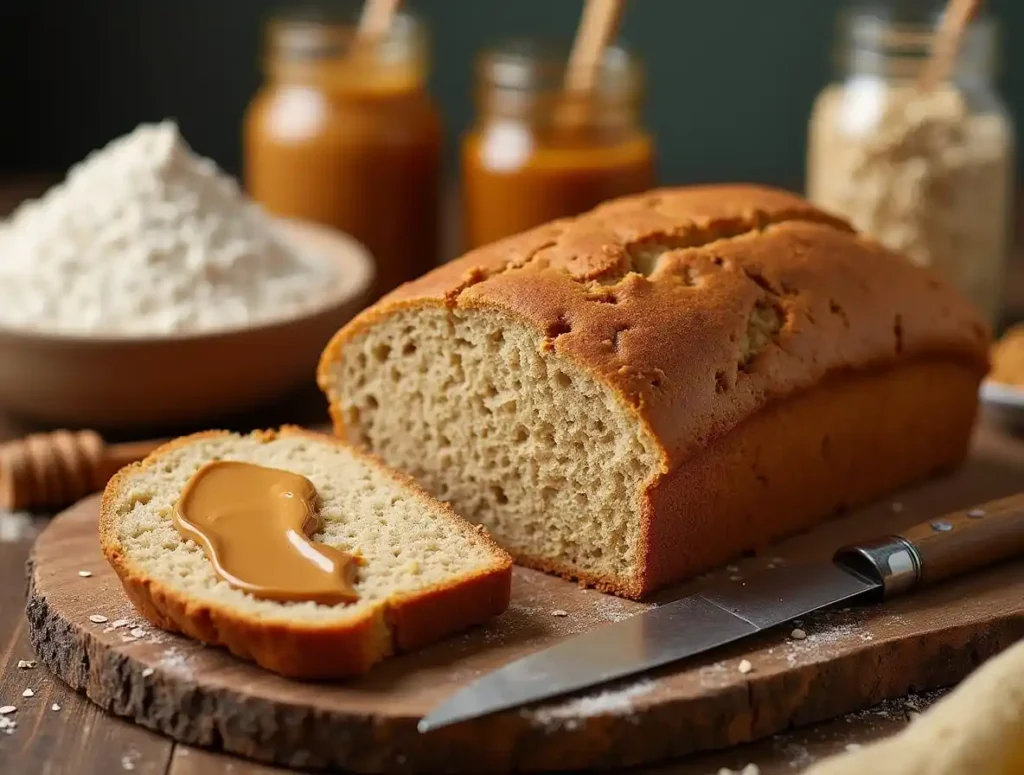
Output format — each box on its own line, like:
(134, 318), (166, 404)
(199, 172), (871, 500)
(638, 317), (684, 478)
(418, 493), (1024, 732)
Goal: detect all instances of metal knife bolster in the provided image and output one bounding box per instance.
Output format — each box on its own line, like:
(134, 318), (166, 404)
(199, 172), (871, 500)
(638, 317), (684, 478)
(833, 535), (923, 598)
(835, 493), (1024, 598)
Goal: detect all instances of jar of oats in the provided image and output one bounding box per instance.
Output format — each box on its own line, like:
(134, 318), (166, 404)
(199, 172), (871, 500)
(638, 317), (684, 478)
(807, 2), (1014, 326)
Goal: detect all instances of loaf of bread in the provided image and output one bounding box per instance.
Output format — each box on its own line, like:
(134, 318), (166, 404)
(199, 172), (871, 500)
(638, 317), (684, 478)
(100, 428), (512, 678)
(318, 185), (990, 599)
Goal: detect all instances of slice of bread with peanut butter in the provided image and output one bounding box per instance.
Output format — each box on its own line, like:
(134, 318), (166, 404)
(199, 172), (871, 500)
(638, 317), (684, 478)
(99, 427), (512, 679)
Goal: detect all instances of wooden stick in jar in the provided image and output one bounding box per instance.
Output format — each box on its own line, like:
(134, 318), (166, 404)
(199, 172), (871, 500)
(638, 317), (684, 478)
(917, 0), (984, 92)
(564, 0), (626, 96)
(556, 0), (627, 130)
(357, 0), (403, 43)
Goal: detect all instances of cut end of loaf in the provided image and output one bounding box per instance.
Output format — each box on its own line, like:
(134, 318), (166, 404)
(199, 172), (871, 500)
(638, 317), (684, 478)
(99, 428), (512, 679)
(321, 305), (662, 597)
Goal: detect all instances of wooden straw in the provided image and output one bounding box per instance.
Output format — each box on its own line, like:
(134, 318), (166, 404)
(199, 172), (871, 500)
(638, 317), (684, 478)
(356, 0), (402, 43)
(564, 0), (626, 95)
(917, 0), (984, 92)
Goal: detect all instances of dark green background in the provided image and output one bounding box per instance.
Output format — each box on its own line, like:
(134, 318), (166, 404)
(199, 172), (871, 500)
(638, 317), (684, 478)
(1, 0), (1020, 190)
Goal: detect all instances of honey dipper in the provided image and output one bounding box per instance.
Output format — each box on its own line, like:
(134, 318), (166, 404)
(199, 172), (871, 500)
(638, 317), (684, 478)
(0, 430), (167, 512)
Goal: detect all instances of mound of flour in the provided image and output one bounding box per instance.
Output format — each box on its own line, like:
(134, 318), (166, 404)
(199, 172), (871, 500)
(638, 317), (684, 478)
(0, 121), (336, 335)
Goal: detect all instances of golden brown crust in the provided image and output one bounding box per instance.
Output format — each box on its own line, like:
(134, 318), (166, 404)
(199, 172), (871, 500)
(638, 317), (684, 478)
(317, 184), (992, 598)
(638, 357), (979, 597)
(99, 427), (513, 680)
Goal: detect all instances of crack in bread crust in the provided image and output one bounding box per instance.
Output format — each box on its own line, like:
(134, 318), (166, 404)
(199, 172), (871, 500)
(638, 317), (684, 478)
(436, 187), (856, 307)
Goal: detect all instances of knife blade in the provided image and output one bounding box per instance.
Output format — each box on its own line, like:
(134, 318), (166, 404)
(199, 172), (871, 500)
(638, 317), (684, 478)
(418, 493), (1024, 732)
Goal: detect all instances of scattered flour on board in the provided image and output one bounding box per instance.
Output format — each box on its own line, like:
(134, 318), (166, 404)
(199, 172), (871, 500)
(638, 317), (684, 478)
(121, 748), (140, 771)
(776, 739), (813, 770)
(779, 607), (902, 667)
(698, 661), (732, 689)
(100, 601), (169, 645)
(525, 680), (656, 730)
(158, 647), (193, 677)
(0, 121), (337, 336)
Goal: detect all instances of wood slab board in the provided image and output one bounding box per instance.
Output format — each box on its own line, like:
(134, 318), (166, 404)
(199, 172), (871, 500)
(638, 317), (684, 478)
(25, 427), (1024, 774)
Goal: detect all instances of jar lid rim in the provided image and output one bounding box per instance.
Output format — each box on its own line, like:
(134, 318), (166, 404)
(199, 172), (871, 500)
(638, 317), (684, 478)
(266, 9), (424, 59)
(480, 38), (642, 94)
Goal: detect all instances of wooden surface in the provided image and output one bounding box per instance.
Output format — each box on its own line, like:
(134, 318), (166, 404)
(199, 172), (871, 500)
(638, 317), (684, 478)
(0, 527), (946, 775)
(15, 421), (1024, 773)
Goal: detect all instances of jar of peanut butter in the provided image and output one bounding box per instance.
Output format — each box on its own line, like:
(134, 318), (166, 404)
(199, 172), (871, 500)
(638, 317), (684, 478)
(807, 2), (1014, 326)
(461, 41), (655, 251)
(245, 9), (442, 300)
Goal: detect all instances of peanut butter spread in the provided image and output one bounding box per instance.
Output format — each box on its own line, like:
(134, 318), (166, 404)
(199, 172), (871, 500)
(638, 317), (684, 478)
(172, 461), (360, 604)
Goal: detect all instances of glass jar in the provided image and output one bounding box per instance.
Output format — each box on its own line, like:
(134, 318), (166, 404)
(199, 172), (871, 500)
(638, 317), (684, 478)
(461, 41), (655, 251)
(807, 1), (1014, 326)
(244, 8), (442, 300)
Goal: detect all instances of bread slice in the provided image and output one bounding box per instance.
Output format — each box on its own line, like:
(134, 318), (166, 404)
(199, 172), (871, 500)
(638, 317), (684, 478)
(99, 427), (512, 679)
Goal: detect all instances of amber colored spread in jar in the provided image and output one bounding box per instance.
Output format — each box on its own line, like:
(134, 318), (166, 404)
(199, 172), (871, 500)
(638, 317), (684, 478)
(461, 42), (655, 250)
(173, 461), (360, 604)
(463, 128), (653, 250)
(244, 14), (442, 300)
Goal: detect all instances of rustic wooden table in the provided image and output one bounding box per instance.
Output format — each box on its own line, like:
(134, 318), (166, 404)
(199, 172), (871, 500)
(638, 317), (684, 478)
(0, 176), (1018, 773)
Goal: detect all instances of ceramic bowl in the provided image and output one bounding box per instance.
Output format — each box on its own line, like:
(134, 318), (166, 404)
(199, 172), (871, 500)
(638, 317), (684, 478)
(0, 219), (374, 430)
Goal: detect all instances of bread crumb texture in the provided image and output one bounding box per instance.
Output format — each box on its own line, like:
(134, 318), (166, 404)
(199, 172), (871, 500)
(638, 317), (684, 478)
(320, 185), (990, 598)
(334, 305), (659, 592)
(100, 429), (512, 678)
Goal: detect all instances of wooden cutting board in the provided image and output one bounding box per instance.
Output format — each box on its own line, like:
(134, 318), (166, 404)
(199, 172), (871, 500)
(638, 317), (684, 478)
(24, 427), (1024, 774)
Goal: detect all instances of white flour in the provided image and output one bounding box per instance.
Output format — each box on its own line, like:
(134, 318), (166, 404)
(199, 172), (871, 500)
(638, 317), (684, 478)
(0, 121), (336, 335)
(524, 680), (655, 730)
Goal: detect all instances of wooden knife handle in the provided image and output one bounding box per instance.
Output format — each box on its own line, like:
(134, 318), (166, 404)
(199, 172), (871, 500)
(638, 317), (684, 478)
(833, 493), (1024, 598)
